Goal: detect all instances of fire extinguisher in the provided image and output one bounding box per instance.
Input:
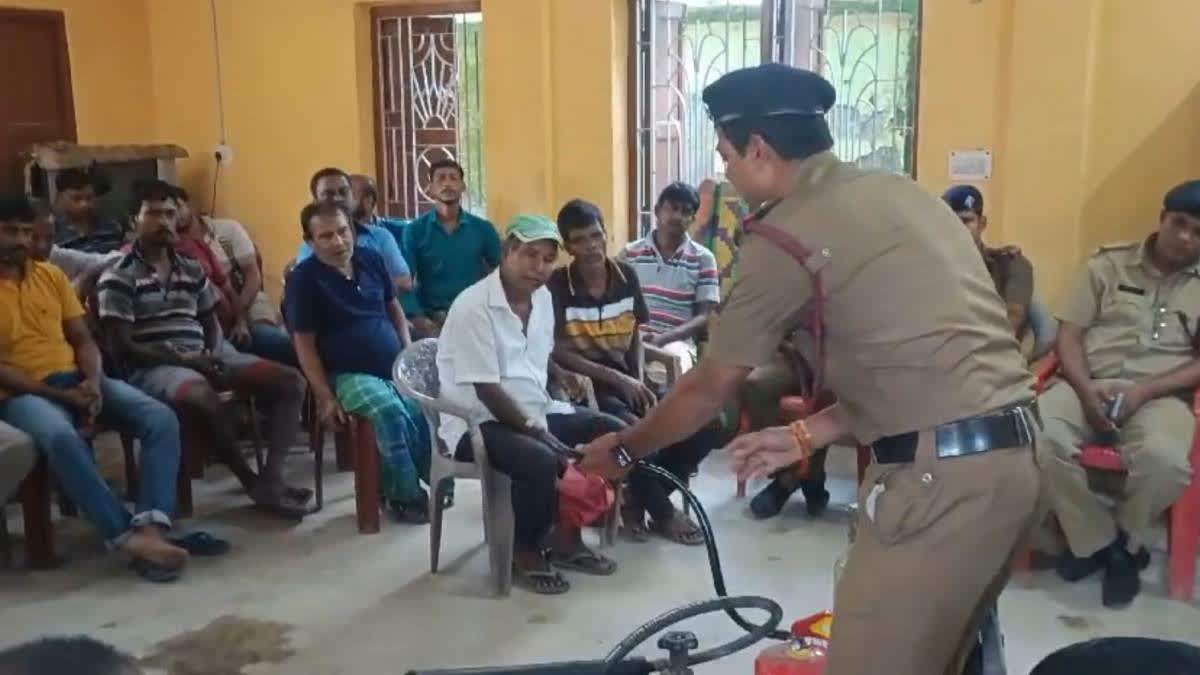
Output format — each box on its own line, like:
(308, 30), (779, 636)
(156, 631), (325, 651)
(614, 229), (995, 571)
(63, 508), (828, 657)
(753, 503), (857, 675)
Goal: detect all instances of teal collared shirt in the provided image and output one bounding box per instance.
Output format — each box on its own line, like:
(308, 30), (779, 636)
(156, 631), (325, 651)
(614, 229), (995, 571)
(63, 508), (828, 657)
(402, 208), (501, 316)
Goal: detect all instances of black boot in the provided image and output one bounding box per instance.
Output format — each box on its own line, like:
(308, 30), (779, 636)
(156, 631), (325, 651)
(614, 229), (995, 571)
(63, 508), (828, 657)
(750, 478), (798, 520)
(1102, 545), (1141, 608)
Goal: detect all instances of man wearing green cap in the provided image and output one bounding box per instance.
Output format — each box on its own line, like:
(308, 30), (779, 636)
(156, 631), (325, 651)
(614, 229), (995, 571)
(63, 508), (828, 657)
(436, 214), (626, 594)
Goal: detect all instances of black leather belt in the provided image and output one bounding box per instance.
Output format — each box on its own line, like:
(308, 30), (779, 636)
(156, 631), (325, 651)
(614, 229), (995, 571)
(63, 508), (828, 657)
(871, 402), (1038, 465)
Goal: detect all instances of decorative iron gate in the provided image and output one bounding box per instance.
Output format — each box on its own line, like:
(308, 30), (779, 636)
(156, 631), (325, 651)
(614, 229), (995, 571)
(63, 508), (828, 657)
(632, 0), (921, 235)
(372, 5), (485, 219)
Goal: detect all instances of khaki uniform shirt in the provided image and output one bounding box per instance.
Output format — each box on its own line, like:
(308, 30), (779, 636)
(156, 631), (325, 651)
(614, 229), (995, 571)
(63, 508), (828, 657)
(705, 152), (1033, 444)
(1058, 238), (1200, 381)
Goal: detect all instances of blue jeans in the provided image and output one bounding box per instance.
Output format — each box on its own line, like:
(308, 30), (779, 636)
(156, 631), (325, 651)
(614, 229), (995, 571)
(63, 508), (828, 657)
(246, 321), (298, 368)
(0, 372), (181, 546)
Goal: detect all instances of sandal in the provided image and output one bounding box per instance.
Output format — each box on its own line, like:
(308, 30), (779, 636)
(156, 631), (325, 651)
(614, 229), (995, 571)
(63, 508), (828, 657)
(168, 531), (231, 557)
(284, 486), (314, 505)
(620, 491), (649, 543)
(130, 557), (183, 583)
(550, 548), (617, 576)
(650, 511), (705, 546)
(513, 564), (571, 595)
(249, 485), (309, 519)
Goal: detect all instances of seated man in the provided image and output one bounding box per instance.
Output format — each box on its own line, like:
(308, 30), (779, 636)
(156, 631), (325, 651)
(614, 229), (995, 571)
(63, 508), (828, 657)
(402, 159), (500, 338)
(350, 174), (409, 246)
(0, 194), (191, 580)
(98, 180), (310, 518)
(52, 167), (126, 254)
(296, 168), (411, 295)
(548, 199), (719, 545)
(942, 185), (1035, 342)
(437, 214), (620, 594)
(287, 201), (434, 523)
(173, 188), (294, 367)
(1039, 179), (1200, 608)
(29, 198), (121, 297)
(618, 182), (719, 372)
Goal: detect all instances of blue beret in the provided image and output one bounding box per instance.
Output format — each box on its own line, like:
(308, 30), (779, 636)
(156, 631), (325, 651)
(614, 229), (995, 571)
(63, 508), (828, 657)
(1164, 180), (1200, 218)
(942, 185), (984, 215)
(702, 64), (836, 125)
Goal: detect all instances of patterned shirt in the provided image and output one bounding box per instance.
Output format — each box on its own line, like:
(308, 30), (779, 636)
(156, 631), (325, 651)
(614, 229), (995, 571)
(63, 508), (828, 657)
(97, 245), (219, 351)
(547, 259), (649, 376)
(619, 232), (720, 340)
(54, 216), (127, 255)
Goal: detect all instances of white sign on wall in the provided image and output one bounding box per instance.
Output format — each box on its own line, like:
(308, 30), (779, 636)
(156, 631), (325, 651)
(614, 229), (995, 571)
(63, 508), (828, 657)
(949, 149), (993, 181)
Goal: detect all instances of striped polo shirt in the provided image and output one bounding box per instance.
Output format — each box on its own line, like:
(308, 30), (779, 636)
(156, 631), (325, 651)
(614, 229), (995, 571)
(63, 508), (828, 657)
(619, 233), (720, 339)
(97, 245), (220, 350)
(547, 259), (648, 376)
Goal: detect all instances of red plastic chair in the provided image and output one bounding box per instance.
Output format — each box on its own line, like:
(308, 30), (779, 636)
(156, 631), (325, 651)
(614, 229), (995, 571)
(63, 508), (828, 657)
(735, 394), (870, 498)
(1029, 354), (1200, 602)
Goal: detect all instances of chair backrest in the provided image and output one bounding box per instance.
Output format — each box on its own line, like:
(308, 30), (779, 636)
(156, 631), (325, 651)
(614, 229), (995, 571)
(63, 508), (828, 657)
(394, 337), (440, 401)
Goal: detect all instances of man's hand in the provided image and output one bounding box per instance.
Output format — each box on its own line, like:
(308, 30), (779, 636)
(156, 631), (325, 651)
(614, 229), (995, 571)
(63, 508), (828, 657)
(183, 351), (229, 385)
(615, 373), (657, 415)
(80, 376), (103, 421)
(554, 370), (590, 404)
(1074, 380), (1117, 433)
(229, 320), (253, 348)
(727, 426), (805, 484)
(316, 394), (348, 427)
(576, 431), (629, 481)
(643, 331), (667, 348)
(1095, 381), (1150, 427)
(412, 316), (441, 339)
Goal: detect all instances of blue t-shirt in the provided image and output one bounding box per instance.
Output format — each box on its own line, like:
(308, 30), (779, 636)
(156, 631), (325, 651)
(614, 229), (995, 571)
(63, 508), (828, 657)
(402, 208), (501, 315)
(285, 247), (402, 380)
(296, 222), (409, 283)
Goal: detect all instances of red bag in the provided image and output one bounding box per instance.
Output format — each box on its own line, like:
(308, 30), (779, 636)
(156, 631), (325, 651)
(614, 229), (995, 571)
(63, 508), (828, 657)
(557, 463), (615, 528)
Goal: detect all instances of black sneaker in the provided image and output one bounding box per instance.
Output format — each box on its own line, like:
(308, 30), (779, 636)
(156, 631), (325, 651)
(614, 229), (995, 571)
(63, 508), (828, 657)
(798, 478), (830, 517)
(1057, 549), (1106, 582)
(1102, 546), (1141, 608)
(750, 479), (797, 520)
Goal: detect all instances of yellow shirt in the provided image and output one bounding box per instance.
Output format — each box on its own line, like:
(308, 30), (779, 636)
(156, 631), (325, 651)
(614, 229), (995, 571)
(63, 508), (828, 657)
(0, 260), (85, 383)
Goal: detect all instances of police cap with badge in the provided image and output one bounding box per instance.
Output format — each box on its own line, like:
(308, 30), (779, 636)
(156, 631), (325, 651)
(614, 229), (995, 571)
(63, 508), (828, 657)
(942, 185), (984, 216)
(701, 63), (836, 139)
(1164, 180), (1200, 219)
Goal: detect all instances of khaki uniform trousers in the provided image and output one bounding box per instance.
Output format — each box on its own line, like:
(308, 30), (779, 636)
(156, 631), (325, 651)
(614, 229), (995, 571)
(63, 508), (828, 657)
(1036, 381), (1193, 557)
(827, 432), (1041, 675)
(0, 421), (36, 503)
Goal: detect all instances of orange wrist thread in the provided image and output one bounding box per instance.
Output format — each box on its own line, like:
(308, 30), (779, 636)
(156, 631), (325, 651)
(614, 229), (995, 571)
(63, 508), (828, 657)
(789, 420), (814, 473)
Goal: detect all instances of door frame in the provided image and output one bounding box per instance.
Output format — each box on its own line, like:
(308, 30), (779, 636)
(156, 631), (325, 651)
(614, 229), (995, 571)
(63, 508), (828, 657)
(0, 7), (77, 144)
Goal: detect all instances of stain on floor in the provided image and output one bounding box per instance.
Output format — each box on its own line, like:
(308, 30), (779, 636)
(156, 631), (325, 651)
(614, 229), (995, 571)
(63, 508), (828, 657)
(140, 615), (294, 675)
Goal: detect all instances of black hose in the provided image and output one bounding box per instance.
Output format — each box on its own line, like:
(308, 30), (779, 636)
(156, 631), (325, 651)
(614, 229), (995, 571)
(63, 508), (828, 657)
(633, 462), (793, 642)
(603, 595), (783, 669)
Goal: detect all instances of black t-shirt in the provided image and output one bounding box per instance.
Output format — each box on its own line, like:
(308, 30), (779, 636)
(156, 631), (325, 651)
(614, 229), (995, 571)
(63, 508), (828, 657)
(547, 259), (649, 377)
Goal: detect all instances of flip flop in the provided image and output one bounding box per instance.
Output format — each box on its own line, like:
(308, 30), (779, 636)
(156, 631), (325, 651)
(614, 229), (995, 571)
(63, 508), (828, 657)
(130, 557), (183, 583)
(284, 486), (314, 504)
(168, 531), (231, 557)
(513, 566), (571, 595)
(249, 486), (309, 519)
(550, 549), (617, 576)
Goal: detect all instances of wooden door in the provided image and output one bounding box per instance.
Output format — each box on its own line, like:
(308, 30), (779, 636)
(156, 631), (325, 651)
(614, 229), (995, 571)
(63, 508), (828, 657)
(0, 9), (76, 193)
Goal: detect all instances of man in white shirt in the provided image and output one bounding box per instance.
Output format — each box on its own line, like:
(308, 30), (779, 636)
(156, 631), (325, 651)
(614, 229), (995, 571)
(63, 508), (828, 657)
(437, 214), (623, 595)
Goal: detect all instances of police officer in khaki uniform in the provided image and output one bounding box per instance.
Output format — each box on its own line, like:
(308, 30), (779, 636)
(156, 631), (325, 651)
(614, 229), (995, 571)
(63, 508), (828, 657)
(942, 185), (1035, 341)
(578, 64), (1040, 675)
(1039, 180), (1200, 608)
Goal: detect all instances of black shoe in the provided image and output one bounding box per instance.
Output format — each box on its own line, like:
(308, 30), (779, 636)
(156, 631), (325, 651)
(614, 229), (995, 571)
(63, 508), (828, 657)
(750, 479), (797, 520)
(1134, 546), (1150, 570)
(798, 478), (830, 517)
(1102, 546), (1141, 608)
(388, 488), (431, 524)
(1056, 549), (1106, 582)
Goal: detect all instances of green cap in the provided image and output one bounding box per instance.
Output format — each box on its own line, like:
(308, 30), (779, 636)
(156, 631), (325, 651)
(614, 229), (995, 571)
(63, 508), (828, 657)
(505, 214), (562, 245)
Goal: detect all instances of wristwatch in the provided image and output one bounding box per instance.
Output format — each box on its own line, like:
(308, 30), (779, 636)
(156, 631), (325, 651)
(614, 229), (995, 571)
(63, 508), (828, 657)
(610, 442), (634, 469)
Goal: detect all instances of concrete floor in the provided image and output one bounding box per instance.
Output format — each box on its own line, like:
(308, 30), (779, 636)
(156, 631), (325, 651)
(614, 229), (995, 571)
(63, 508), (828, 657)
(2, 438), (1199, 675)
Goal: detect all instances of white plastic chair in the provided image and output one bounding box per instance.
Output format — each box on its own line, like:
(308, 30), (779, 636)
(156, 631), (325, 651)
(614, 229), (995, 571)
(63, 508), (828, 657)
(394, 338), (618, 597)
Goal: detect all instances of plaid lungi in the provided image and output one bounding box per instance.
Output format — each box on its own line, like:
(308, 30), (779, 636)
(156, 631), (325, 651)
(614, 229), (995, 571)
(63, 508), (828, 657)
(334, 373), (432, 502)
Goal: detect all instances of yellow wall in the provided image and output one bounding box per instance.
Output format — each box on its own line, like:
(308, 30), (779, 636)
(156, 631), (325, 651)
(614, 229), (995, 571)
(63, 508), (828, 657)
(3, 0), (154, 144)
(917, 0), (1200, 306)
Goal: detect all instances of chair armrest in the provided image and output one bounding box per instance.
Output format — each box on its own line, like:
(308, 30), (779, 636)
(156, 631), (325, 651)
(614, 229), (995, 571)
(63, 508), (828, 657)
(642, 343), (683, 389)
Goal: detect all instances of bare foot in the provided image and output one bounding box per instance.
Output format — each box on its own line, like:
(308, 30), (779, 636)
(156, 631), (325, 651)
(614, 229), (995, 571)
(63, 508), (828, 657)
(123, 528), (189, 567)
